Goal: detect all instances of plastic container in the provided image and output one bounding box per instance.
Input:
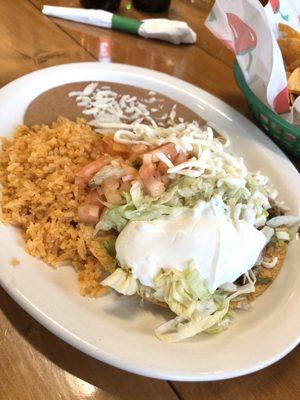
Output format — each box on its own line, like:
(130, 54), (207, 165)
(234, 61), (300, 158)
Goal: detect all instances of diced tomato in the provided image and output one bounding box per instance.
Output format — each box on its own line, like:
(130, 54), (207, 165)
(102, 176), (119, 190)
(121, 164), (138, 181)
(131, 144), (149, 154)
(174, 151), (188, 165)
(150, 142), (178, 161)
(157, 160), (168, 174)
(75, 175), (88, 186)
(139, 162), (156, 181)
(75, 155), (110, 184)
(94, 142), (107, 154)
(128, 153), (140, 164)
(103, 143), (115, 156)
(123, 164), (138, 175)
(127, 145), (149, 164)
(102, 177), (123, 205)
(159, 142), (178, 160)
(112, 142), (129, 153)
(119, 180), (131, 193)
(139, 162), (165, 197)
(102, 136), (116, 156)
(102, 135), (130, 157)
(85, 189), (103, 206)
(144, 177), (165, 197)
(78, 203), (101, 225)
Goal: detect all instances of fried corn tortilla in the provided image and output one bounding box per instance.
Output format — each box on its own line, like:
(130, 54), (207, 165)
(233, 240), (288, 306)
(81, 225), (116, 271)
(287, 67), (300, 94)
(278, 23), (300, 104)
(279, 23), (300, 40)
(278, 38), (300, 71)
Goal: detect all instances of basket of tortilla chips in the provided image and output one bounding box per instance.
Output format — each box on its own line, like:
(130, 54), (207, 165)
(234, 23), (300, 158)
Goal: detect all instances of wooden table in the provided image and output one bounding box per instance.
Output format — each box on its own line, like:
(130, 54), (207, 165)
(0, 1), (299, 399)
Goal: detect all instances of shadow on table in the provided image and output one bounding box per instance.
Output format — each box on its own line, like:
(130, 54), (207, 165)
(0, 288), (173, 400)
(1, 285), (299, 400)
(170, 346), (300, 400)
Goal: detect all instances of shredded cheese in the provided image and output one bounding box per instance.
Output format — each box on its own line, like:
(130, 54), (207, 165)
(69, 83), (293, 233)
(69, 83), (179, 129)
(262, 257), (278, 269)
(156, 152), (174, 168)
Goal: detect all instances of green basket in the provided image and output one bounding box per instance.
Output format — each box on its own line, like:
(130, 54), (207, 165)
(233, 61), (300, 158)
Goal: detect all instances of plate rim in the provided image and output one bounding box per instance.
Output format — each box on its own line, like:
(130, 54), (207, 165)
(1, 271), (299, 382)
(0, 62), (299, 381)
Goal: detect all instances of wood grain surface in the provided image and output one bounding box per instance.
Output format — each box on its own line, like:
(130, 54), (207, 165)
(0, 1), (299, 399)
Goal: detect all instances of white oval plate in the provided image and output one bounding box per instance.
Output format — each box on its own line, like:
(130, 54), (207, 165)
(0, 63), (299, 381)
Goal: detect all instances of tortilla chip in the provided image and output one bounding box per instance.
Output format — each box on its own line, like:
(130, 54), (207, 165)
(277, 25), (300, 110)
(289, 92), (297, 105)
(279, 23), (300, 40)
(289, 59), (300, 71)
(230, 240), (288, 310)
(288, 67), (300, 94)
(278, 38), (300, 70)
(246, 240), (287, 302)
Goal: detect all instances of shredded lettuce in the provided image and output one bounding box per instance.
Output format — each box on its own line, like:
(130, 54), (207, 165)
(102, 263), (256, 342)
(185, 267), (211, 301)
(101, 268), (138, 295)
(96, 194), (184, 232)
(96, 203), (133, 232)
(130, 180), (144, 208)
(95, 168), (272, 235)
(204, 310), (235, 334)
(154, 268), (255, 342)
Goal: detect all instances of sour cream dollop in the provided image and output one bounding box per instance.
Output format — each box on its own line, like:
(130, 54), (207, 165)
(116, 201), (266, 292)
